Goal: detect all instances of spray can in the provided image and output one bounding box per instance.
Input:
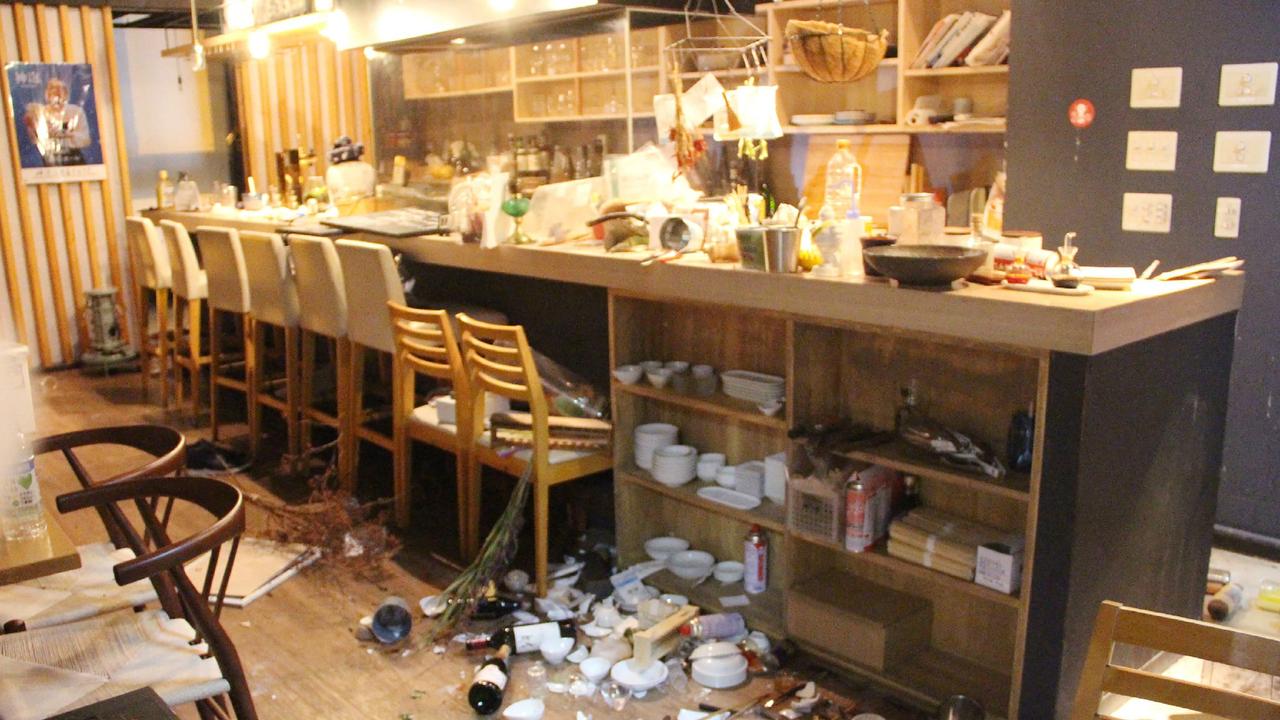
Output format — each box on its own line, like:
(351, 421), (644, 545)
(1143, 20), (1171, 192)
(845, 478), (873, 553)
(743, 524), (768, 594)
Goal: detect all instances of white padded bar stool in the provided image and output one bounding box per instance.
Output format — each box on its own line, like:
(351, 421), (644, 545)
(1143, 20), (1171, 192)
(124, 216), (173, 408)
(159, 220), (210, 419)
(289, 234), (350, 478)
(197, 225), (257, 456)
(240, 231), (303, 469)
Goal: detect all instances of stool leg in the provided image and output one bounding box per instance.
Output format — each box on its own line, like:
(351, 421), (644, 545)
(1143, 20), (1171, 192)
(188, 298), (203, 418)
(336, 337), (352, 490)
(284, 325), (302, 473)
(341, 342), (364, 492)
(534, 478), (550, 597)
(172, 298), (186, 412)
(455, 449), (469, 559)
(392, 366), (411, 529)
(157, 288), (170, 410)
(209, 307), (222, 441)
(137, 285), (151, 399)
(300, 330), (316, 456)
(246, 316), (261, 461)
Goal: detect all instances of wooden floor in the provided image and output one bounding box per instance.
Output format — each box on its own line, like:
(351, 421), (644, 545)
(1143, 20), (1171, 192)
(30, 368), (925, 720)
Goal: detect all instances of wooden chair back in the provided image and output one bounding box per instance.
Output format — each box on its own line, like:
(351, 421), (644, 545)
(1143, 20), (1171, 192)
(1072, 600), (1280, 720)
(31, 425), (186, 551)
(457, 312), (550, 465)
(389, 301), (466, 394)
(56, 474), (257, 720)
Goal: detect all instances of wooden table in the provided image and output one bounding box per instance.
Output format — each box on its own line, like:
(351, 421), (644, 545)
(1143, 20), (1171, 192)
(0, 507), (80, 585)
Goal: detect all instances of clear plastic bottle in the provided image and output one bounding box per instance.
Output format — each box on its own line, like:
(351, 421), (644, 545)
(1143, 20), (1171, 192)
(823, 139), (863, 220)
(679, 612), (747, 639)
(2, 426), (46, 540)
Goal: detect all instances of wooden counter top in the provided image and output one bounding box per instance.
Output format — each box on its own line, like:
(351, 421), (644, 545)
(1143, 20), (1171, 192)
(146, 208), (1244, 356)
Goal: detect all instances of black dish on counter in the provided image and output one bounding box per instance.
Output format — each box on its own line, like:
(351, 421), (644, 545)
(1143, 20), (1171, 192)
(860, 236), (896, 277)
(863, 245), (987, 286)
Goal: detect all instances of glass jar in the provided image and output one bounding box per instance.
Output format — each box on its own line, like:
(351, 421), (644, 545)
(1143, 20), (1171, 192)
(899, 192), (945, 245)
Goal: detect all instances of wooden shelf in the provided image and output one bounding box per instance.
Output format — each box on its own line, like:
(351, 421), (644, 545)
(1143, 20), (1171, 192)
(775, 57), (899, 74)
(415, 86), (512, 99)
(646, 569), (787, 637)
(515, 66), (659, 83)
(904, 64), (1009, 78)
(838, 439), (1030, 502)
(677, 67), (758, 80)
(514, 112), (655, 124)
(613, 380), (789, 431)
(793, 533), (1021, 608)
(767, 0), (898, 10)
(699, 121), (1005, 137)
(617, 466), (788, 533)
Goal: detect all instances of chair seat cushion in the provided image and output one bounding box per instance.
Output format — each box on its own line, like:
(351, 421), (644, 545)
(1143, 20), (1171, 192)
(409, 402), (457, 435)
(477, 432), (602, 465)
(0, 608), (229, 720)
(0, 542), (158, 630)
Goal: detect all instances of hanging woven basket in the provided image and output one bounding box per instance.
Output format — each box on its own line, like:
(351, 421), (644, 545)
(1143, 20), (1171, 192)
(785, 20), (889, 83)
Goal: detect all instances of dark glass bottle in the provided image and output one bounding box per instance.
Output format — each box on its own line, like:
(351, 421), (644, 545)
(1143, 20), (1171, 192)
(470, 596), (523, 621)
(464, 619), (576, 654)
(467, 644), (511, 714)
(900, 474), (921, 515)
(1006, 404), (1034, 473)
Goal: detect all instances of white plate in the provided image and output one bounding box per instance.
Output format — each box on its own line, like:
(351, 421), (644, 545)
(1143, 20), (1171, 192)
(791, 113), (835, 126)
(697, 486), (762, 510)
(1001, 280), (1095, 296)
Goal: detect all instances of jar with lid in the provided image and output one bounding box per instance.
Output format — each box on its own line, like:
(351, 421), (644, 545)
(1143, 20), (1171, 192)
(898, 192), (944, 245)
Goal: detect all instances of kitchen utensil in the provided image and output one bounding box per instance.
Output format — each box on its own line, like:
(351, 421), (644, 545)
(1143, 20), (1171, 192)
(652, 444), (698, 486)
(587, 211), (649, 251)
(1154, 256), (1244, 280)
(502, 698), (546, 720)
(667, 549), (716, 579)
(863, 245), (987, 286)
(612, 364), (643, 384)
(936, 695), (985, 720)
(716, 465), (737, 488)
(786, 19), (889, 83)
(642, 216), (703, 265)
(634, 422), (679, 469)
(645, 536), (690, 561)
(757, 400), (783, 416)
(1002, 280), (1094, 296)
(764, 226), (801, 273)
(721, 370), (786, 403)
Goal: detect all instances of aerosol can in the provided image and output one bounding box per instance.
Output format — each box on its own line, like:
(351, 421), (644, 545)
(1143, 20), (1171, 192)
(743, 524), (768, 594)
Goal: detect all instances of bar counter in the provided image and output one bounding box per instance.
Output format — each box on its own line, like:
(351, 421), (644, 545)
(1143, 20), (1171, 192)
(143, 208), (1243, 357)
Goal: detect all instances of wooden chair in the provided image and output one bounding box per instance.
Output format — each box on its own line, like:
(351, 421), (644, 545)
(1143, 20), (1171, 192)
(0, 425), (185, 631)
(125, 216), (173, 408)
(198, 226), (258, 457)
(160, 220), (210, 419)
(240, 231), (303, 470)
(1072, 600), (1280, 720)
(0, 475), (256, 719)
(388, 302), (469, 536)
(457, 313), (612, 595)
(289, 235), (350, 476)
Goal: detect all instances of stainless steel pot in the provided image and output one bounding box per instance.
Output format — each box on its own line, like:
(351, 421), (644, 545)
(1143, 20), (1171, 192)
(763, 226), (801, 273)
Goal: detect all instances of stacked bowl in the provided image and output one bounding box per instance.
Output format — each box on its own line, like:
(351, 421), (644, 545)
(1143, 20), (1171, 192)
(720, 370), (786, 404)
(634, 423), (678, 470)
(651, 445), (697, 487)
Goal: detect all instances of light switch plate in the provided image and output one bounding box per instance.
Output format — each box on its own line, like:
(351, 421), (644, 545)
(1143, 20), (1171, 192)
(1215, 197), (1241, 239)
(1219, 62), (1278, 106)
(1122, 193), (1173, 233)
(1126, 131), (1178, 171)
(1213, 131), (1272, 173)
(1130, 67), (1182, 108)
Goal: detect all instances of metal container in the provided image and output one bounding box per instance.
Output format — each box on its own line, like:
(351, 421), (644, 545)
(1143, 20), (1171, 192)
(735, 226), (768, 271)
(763, 226), (801, 273)
(936, 695), (985, 720)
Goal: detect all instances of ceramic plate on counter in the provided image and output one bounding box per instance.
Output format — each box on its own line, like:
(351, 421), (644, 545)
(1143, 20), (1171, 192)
(697, 486), (762, 510)
(791, 113), (836, 126)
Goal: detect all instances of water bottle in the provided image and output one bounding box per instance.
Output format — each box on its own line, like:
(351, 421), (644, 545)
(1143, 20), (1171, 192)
(823, 139), (863, 221)
(2, 427), (46, 540)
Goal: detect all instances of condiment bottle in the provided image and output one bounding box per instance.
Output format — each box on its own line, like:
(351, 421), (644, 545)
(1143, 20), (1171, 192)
(1006, 251), (1032, 284)
(467, 644), (511, 714)
(1051, 231), (1082, 288)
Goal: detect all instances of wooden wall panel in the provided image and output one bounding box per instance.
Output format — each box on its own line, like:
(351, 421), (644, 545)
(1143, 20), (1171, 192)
(232, 39), (372, 197)
(0, 4), (134, 368)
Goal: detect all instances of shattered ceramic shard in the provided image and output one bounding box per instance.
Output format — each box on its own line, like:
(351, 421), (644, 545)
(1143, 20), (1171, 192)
(503, 569), (531, 593)
(419, 595), (447, 617)
(797, 681), (817, 699)
(578, 656), (611, 683)
(566, 645), (590, 664)
(502, 698), (546, 720)
(539, 636), (574, 665)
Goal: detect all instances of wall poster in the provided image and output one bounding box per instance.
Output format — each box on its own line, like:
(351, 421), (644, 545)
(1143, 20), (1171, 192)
(5, 62), (106, 183)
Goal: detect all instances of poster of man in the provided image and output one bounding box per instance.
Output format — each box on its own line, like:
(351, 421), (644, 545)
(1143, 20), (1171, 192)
(6, 62), (106, 183)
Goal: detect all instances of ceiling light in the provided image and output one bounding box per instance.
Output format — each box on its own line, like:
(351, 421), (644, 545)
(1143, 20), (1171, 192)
(313, 0), (334, 11)
(450, 37), (466, 45)
(248, 30), (270, 59)
(489, 0), (515, 12)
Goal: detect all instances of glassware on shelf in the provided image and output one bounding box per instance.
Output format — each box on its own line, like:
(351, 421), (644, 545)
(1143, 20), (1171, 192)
(529, 44), (544, 76)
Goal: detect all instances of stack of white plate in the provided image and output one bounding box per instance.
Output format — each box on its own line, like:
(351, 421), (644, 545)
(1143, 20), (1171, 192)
(634, 423), (678, 469)
(720, 370), (785, 404)
(651, 445), (697, 487)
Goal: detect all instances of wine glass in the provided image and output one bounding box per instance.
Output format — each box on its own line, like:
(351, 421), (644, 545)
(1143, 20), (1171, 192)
(501, 194), (532, 245)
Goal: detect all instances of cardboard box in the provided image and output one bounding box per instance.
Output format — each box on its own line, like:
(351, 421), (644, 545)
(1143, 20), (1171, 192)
(975, 540), (1024, 595)
(787, 571), (932, 671)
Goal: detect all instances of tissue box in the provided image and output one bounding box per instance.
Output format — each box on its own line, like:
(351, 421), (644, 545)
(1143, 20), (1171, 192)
(975, 540), (1024, 595)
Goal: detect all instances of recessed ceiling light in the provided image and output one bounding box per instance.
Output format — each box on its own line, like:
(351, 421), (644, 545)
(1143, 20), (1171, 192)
(112, 13), (149, 24)
(489, 0), (515, 11)
(450, 37), (466, 45)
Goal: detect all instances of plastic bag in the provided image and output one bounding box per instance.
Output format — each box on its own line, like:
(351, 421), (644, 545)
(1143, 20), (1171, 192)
(532, 348), (608, 420)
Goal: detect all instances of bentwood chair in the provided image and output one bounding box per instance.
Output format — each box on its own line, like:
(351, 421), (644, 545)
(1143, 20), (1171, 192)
(0, 425), (185, 632)
(125, 216), (173, 408)
(388, 302), (470, 535)
(198, 226), (257, 457)
(240, 231), (303, 470)
(160, 220), (210, 419)
(457, 313), (612, 595)
(1071, 600), (1280, 720)
(289, 235), (350, 476)
(0, 475), (256, 720)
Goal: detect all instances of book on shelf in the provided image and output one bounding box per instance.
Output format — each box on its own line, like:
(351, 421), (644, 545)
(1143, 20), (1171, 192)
(933, 11), (997, 68)
(911, 12), (960, 69)
(920, 12), (972, 68)
(965, 9), (1011, 67)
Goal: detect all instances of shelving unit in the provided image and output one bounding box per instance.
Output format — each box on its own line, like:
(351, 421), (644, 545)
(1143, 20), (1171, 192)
(611, 290), (1042, 719)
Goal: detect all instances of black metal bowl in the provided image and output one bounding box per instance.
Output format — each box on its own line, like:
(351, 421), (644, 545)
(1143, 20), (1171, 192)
(863, 245), (987, 286)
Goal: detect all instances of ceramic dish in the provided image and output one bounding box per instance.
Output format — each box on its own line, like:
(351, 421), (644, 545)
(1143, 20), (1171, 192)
(609, 657), (669, 698)
(691, 652), (748, 689)
(667, 549), (715, 580)
(791, 113), (836, 126)
(863, 245), (987, 286)
(697, 486), (762, 510)
(644, 536), (690, 561)
(612, 364), (643, 384)
(714, 561), (745, 584)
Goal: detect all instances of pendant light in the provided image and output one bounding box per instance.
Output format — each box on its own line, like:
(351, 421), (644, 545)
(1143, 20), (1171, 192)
(190, 0), (205, 72)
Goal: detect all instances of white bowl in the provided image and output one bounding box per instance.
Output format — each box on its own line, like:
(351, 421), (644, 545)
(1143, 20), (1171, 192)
(639, 360), (664, 373)
(667, 549), (715, 580)
(646, 368), (673, 388)
(716, 465), (737, 488)
(644, 536), (690, 561)
(696, 462), (722, 482)
(692, 364), (715, 378)
(610, 657), (669, 698)
(664, 360), (690, 374)
(713, 561), (745, 584)
(540, 636), (574, 665)
(503, 698), (546, 720)
(757, 399), (784, 417)
(579, 656), (612, 683)
(691, 653), (748, 689)
(612, 364), (643, 385)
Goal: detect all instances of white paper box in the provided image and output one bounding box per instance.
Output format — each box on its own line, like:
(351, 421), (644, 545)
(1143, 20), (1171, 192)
(975, 540), (1024, 595)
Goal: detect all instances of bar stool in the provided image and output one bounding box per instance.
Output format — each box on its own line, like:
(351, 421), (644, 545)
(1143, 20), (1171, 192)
(159, 220), (210, 419)
(457, 313), (612, 595)
(289, 235), (349, 476)
(388, 302), (470, 535)
(198, 226), (257, 457)
(124, 216), (172, 408)
(240, 231), (302, 470)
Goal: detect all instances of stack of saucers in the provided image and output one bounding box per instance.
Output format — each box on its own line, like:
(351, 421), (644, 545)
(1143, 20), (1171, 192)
(720, 370), (786, 404)
(651, 445), (697, 487)
(634, 423), (678, 470)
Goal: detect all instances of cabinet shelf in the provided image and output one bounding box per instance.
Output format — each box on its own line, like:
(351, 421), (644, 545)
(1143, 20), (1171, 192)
(415, 86), (512, 99)
(767, 0), (898, 9)
(838, 439), (1030, 502)
(904, 64), (1008, 78)
(613, 380), (789, 431)
(617, 466), (788, 533)
(514, 112), (655, 124)
(701, 120), (1005, 137)
(515, 66), (659, 83)
(646, 569), (786, 637)
(774, 57), (899, 75)
(794, 533), (1021, 608)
